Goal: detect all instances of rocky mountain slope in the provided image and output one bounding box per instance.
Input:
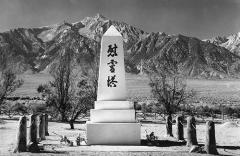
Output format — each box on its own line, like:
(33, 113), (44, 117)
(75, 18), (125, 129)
(1, 14), (240, 79)
(131, 33), (240, 78)
(207, 32), (240, 56)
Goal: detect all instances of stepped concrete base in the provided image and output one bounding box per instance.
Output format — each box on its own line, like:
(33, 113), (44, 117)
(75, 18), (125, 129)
(95, 101), (134, 110)
(90, 109), (136, 123)
(86, 122), (141, 145)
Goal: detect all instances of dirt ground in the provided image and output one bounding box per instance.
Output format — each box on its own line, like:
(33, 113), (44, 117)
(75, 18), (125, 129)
(0, 119), (240, 156)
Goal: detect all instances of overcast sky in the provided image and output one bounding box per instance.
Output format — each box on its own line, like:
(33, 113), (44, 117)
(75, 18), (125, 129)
(0, 0), (240, 39)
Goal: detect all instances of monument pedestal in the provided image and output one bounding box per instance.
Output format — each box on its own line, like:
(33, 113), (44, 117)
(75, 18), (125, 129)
(95, 101), (134, 109)
(87, 122), (141, 145)
(90, 109), (136, 123)
(87, 100), (141, 145)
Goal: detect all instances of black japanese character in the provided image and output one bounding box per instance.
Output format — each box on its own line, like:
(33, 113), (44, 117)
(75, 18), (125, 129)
(107, 59), (118, 73)
(107, 44), (118, 57)
(107, 75), (118, 87)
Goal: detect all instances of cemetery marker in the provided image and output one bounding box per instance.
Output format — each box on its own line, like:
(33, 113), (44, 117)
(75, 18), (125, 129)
(86, 25), (141, 145)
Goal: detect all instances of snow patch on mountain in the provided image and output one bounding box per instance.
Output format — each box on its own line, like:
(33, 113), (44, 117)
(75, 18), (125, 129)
(206, 32), (240, 55)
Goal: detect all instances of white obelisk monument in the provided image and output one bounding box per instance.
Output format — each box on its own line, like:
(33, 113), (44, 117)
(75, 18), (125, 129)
(86, 25), (141, 145)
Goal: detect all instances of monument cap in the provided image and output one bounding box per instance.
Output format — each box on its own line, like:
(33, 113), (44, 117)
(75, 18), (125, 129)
(103, 25), (122, 37)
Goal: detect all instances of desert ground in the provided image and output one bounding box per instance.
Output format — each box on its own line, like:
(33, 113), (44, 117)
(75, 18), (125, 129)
(1, 73), (240, 155)
(0, 119), (240, 155)
(12, 72), (240, 103)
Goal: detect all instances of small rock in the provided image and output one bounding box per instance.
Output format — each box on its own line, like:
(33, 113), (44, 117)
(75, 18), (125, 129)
(189, 145), (202, 153)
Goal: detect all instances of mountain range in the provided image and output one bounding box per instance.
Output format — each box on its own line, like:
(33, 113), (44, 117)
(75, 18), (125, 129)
(1, 14), (240, 79)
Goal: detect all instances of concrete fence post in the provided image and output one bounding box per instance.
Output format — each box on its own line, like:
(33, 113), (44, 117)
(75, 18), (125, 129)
(205, 121), (218, 155)
(27, 114), (39, 152)
(45, 114), (49, 136)
(186, 116), (198, 146)
(176, 115), (184, 141)
(166, 115), (173, 137)
(14, 116), (27, 153)
(36, 115), (40, 141)
(39, 114), (46, 140)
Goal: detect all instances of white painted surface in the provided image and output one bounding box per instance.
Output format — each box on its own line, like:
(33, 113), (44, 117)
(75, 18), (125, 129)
(103, 25), (122, 36)
(94, 101), (134, 110)
(86, 122), (141, 145)
(87, 26), (141, 145)
(97, 25), (126, 101)
(90, 109), (136, 123)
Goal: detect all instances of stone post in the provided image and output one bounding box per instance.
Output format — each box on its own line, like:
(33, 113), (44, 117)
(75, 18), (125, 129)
(205, 121), (218, 155)
(186, 116), (198, 146)
(36, 115), (40, 141)
(45, 114), (49, 136)
(39, 114), (46, 140)
(176, 115), (184, 141)
(166, 115), (173, 137)
(27, 114), (39, 152)
(14, 116), (27, 153)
